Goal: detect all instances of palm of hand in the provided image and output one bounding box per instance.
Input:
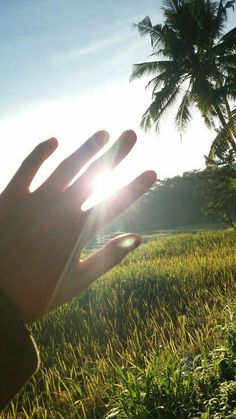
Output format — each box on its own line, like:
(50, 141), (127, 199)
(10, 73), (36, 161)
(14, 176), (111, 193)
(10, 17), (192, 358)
(0, 131), (156, 323)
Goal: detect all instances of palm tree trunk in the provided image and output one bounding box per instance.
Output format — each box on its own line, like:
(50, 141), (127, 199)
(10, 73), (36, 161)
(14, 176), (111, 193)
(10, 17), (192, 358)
(223, 97), (232, 120)
(225, 205), (236, 231)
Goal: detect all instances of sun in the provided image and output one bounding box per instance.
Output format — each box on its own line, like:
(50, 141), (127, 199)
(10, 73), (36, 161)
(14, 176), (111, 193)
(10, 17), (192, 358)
(92, 170), (115, 200)
(82, 170), (119, 210)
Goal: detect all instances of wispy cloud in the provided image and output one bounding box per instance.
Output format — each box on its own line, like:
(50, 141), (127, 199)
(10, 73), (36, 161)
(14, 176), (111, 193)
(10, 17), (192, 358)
(53, 10), (160, 64)
(56, 31), (130, 62)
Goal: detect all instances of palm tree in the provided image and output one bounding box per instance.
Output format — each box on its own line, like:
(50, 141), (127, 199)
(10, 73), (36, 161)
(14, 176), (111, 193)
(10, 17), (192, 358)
(130, 0), (236, 159)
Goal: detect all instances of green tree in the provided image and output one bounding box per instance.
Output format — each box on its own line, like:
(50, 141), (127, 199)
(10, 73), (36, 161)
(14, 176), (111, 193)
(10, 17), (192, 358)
(130, 0), (236, 158)
(200, 164), (236, 229)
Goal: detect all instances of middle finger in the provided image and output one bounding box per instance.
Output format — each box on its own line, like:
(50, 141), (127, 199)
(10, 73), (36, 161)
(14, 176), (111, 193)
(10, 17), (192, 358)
(64, 130), (137, 204)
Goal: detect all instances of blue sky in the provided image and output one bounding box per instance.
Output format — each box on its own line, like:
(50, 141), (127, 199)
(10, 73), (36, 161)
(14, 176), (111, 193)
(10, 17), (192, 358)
(0, 0), (162, 117)
(0, 1), (235, 195)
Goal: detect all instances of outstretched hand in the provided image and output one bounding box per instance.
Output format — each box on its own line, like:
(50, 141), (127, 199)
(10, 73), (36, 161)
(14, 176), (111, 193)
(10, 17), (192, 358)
(0, 130), (156, 323)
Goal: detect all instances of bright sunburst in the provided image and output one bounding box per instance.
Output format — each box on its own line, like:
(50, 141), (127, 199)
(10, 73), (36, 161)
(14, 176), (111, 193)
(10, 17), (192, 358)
(82, 170), (119, 210)
(92, 170), (114, 200)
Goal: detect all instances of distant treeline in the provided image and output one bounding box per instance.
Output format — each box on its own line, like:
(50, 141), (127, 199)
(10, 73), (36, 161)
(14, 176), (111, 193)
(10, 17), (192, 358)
(104, 170), (236, 233)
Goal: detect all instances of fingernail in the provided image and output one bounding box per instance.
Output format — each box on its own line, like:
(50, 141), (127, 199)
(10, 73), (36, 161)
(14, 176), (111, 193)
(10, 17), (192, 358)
(49, 137), (58, 147)
(118, 235), (142, 250)
(144, 170), (157, 186)
(120, 130), (137, 143)
(94, 130), (109, 145)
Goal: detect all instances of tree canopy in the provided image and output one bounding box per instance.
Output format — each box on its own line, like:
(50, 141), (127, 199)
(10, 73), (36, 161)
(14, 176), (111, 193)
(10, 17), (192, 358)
(99, 170), (236, 234)
(131, 0), (236, 159)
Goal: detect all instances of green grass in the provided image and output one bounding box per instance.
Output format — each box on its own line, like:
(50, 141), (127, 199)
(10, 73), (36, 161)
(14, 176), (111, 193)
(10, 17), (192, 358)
(2, 229), (236, 418)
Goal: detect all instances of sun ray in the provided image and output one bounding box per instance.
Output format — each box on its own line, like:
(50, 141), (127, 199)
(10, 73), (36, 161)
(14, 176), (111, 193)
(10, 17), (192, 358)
(82, 170), (118, 211)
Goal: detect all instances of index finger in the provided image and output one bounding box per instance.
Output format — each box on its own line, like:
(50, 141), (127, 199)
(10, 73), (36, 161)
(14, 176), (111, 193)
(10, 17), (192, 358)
(82, 170), (157, 244)
(38, 131), (109, 193)
(65, 130), (137, 202)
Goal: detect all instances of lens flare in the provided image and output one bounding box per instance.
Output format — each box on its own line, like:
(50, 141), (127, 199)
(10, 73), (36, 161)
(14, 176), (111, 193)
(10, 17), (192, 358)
(92, 170), (113, 198)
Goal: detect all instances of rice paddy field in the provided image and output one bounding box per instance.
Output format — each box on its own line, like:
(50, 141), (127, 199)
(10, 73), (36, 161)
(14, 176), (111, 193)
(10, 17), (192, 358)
(2, 229), (236, 418)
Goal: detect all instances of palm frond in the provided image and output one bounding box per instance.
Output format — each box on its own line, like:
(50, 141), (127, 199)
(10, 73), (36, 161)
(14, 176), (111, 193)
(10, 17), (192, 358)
(162, 0), (180, 14)
(208, 131), (231, 162)
(217, 54), (236, 68)
(208, 137), (218, 163)
(147, 24), (165, 49)
(151, 60), (177, 72)
(220, 25), (236, 42)
(145, 72), (171, 92)
(135, 16), (153, 36)
(145, 67), (176, 92)
(207, 112), (236, 160)
(155, 25), (187, 57)
(140, 108), (153, 131)
(130, 61), (162, 81)
(213, 27), (236, 57)
(135, 17), (163, 49)
(214, 0), (228, 36)
(140, 82), (180, 131)
(212, 0), (235, 39)
(224, 0), (236, 10)
(202, 113), (217, 130)
(191, 77), (229, 117)
(130, 60), (179, 92)
(175, 90), (192, 133)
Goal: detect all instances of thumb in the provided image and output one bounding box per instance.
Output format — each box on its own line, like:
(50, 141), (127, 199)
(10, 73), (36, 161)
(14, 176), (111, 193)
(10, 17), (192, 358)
(46, 234), (142, 312)
(77, 233), (142, 292)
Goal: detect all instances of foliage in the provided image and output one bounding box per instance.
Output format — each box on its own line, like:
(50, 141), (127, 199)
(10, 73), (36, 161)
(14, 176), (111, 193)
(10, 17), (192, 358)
(2, 229), (236, 418)
(99, 170), (236, 234)
(200, 164), (236, 229)
(208, 108), (236, 163)
(108, 323), (236, 418)
(131, 0), (236, 158)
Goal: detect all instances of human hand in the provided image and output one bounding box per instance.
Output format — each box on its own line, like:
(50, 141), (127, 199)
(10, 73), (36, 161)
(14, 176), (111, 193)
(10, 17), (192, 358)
(0, 130), (156, 323)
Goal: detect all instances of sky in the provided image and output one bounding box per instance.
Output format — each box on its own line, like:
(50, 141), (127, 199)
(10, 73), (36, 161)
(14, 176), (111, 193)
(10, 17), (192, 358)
(0, 0), (235, 196)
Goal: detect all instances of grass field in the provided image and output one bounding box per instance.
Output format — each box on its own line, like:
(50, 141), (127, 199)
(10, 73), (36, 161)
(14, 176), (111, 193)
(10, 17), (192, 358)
(2, 229), (236, 418)
(86, 221), (228, 252)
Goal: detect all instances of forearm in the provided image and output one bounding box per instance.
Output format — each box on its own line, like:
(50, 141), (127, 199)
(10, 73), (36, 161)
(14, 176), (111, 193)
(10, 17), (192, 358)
(0, 291), (38, 411)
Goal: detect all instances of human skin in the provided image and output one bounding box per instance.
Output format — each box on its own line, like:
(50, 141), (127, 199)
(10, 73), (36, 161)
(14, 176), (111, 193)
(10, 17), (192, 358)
(0, 130), (156, 323)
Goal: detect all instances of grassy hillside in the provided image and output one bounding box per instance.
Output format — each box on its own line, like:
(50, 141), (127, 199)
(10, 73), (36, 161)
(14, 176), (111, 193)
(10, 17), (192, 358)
(2, 230), (236, 418)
